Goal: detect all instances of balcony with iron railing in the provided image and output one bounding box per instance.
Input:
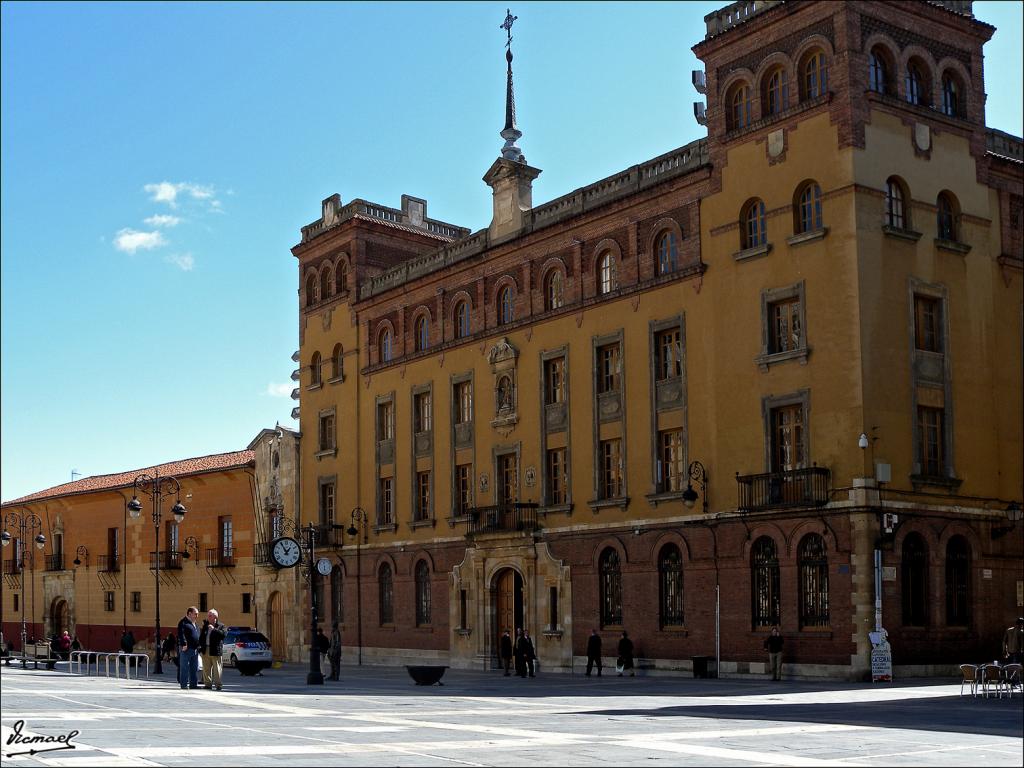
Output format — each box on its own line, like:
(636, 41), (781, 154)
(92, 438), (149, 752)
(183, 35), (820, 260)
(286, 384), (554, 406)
(149, 551), (184, 570)
(206, 547), (235, 568)
(466, 503), (540, 536)
(97, 554), (120, 572)
(255, 542), (272, 567)
(3, 558), (23, 575)
(736, 466), (831, 512)
(45, 554), (65, 572)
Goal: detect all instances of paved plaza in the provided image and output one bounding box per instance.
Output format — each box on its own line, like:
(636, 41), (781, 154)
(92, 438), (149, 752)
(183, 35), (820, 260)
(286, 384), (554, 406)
(1, 662), (1021, 767)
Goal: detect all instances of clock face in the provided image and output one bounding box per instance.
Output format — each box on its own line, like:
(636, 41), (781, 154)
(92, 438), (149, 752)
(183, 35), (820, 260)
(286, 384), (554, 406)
(315, 557), (333, 576)
(271, 537), (301, 568)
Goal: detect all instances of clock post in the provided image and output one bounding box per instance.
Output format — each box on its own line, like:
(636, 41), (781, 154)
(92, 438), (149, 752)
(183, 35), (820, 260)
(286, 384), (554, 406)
(303, 522), (325, 685)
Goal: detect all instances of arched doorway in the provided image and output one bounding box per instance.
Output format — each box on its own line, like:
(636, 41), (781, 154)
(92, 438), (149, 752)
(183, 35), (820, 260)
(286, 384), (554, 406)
(493, 568), (523, 665)
(268, 591), (285, 661)
(50, 598), (69, 638)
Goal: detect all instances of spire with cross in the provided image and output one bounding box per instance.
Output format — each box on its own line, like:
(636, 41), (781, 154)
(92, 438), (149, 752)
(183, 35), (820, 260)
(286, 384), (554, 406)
(499, 8), (525, 163)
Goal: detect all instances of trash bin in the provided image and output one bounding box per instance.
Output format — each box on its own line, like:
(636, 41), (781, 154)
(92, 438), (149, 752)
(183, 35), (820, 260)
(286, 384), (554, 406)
(692, 655), (711, 679)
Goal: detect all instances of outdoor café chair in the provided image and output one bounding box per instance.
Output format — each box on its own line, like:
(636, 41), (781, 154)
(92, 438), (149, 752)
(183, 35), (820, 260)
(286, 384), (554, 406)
(959, 664), (979, 697)
(980, 663), (1004, 698)
(1003, 663), (1022, 698)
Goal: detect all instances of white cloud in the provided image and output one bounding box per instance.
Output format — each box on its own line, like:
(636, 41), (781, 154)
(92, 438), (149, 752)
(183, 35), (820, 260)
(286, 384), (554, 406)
(144, 214), (181, 227)
(265, 382), (294, 398)
(164, 253), (195, 271)
(114, 228), (167, 253)
(144, 181), (220, 210)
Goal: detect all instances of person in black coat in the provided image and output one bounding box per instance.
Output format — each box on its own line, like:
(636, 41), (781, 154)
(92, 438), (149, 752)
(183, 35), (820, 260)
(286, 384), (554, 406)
(120, 630), (135, 654)
(523, 630), (537, 677)
(586, 629), (603, 676)
(200, 609), (227, 690)
(499, 629), (513, 676)
(617, 631), (635, 676)
(177, 606), (201, 689)
(512, 628), (528, 677)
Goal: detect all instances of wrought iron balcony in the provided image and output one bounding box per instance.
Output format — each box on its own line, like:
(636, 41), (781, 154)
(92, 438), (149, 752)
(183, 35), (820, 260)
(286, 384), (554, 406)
(97, 554), (120, 572)
(149, 551), (183, 570)
(467, 503), (540, 536)
(3, 558), (23, 575)
(254, 542), (272, 566)
(45, 554), (65, 572)
(736, 466), (831, 512)
(206, 547), (235, 568)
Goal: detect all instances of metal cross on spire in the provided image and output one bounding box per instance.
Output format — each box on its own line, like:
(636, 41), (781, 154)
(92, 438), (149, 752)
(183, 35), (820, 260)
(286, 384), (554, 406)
(501, 8), (517, 48)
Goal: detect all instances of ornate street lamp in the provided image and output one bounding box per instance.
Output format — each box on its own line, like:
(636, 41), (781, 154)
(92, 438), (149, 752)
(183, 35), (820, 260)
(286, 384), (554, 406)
(345, 507), (368, 666)
(681, 460), (709, 515)
(301, 522), (324, 685)
(127, 472), (186, 675)
(2, 510), (46, 655)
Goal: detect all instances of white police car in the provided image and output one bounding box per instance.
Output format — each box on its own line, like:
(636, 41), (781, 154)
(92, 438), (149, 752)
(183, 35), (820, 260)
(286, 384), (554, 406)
(222, 627), (272, 675)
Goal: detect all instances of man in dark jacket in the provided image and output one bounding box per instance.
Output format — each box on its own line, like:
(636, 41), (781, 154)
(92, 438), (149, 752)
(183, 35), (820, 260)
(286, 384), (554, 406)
(200, 609), (227, 690)
(764, 625), (784, 681)
(586, 629), (603, 676)
(177, 606), (200, 689)
(499, 629), (513, 676)
(617, 631), (635, 677)
(523, 629), (537, 677)
(120, 630), (135, 654)
(513, 628), (527, 677)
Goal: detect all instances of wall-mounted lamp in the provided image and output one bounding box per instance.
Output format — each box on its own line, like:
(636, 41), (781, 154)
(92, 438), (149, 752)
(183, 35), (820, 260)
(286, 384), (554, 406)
(681, 460), (709, 515)
(73, 545), (88, 567)
(858, 433), (869, 449)
(992, 502), (1023, 540)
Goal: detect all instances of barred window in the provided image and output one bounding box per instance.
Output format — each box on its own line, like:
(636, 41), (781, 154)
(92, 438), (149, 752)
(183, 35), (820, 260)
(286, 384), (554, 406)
(599, 548), (623, 627)
(901, 533), (928, 626)
(945, 536), (969, 626)
(798, 534), (829, 628)
(658, 545), (684, 628)
(751, 536), (780, 628)
(378, 563), (393, 625)
(415, 560), (431, 626)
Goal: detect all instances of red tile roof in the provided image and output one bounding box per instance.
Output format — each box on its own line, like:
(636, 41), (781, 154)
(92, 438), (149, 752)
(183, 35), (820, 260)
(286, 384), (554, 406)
(2, 450), (255, 506)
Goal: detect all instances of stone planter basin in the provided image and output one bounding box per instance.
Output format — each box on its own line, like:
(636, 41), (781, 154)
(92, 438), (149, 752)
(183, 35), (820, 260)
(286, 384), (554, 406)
(406, 665), (448, 686)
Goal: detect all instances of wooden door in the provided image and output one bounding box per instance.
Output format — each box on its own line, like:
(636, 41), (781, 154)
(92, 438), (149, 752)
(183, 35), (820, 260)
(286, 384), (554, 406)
(496, 570), (515, 639)
(268, 591), (285, 660)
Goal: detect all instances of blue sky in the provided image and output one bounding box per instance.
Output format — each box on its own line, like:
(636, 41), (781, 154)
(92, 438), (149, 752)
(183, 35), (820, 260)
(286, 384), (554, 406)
(2, 1), (1021, 503)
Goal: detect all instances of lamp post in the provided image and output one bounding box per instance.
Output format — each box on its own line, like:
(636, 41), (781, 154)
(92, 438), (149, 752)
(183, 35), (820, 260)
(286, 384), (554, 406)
(301, 522), (324, 685)
(345, 507), (368, 666)
(127, 472), (186, 675)
(681, 460), (709, 515)
(72, 546), (89, 648)
(2, 510), (46, 654)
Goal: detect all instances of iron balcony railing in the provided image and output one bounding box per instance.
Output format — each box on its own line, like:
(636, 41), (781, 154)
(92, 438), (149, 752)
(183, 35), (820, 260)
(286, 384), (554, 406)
(3, 558), (23, 575)
(313, 523), (337, 548)
(736, 466), (831, 512)
(45, 554), (66, 572)
(149, 551), (183, 570)
(206, 547), (235, 568)
(254, 542), (272, 566)
(97, 554), (120, 572)
(467, 503), (540, 536)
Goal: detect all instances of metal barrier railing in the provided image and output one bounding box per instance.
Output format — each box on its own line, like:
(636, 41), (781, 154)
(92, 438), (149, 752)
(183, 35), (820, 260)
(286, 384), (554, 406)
(69, 650), (149, 679)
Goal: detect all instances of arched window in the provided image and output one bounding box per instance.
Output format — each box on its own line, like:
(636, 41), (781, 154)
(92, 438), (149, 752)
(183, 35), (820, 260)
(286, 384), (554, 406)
(742, 199), (767, 249)
(305, 274), (317, 307)
(545, 270), (564, 310)
(331, 343), (343, 380)
(320, 266), (332, 302)
(941, 72), (962, 117)
(336, 261), (349, 294)
(414, 314), (429, 352)
(945, 536), (969, 626)
(310, 352), (322, 387)
(798, 534), (829, 628)
(657, 231), (679, 275)
(727, 83), (752, 131)
(795, 182), (823, 234)
(598, 251), (618, 294)
(802, 51), (828, 99)
(936, 192), (958, 241)
(599, 548), (623, 627)
(868, 48), (890, 94)
(454, 300), (470, 339)
(905, 60), (928, 106)
(901, 533), (928, 626)
(764, 67), (789, 116)
(885, 177), (908, 229)
(379, 327), (392, 363)
(498, 285), (514, 325)
(378, 563), (393, 625)
(751, 536), (780, 628)
(658, 545), (684, 628)
(415, 560), (431, 626)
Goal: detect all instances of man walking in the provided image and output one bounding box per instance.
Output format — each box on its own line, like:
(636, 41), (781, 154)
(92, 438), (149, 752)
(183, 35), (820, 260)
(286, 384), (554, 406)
(586, 629), (603, 677)
(176, 606), (200, 689)
(500, 629), (513, 676)
(523, 629), (537, 677)
(201, 609), (227, 690)
(764, 625), (784, 681)
(1003, 617), (1024, 664)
